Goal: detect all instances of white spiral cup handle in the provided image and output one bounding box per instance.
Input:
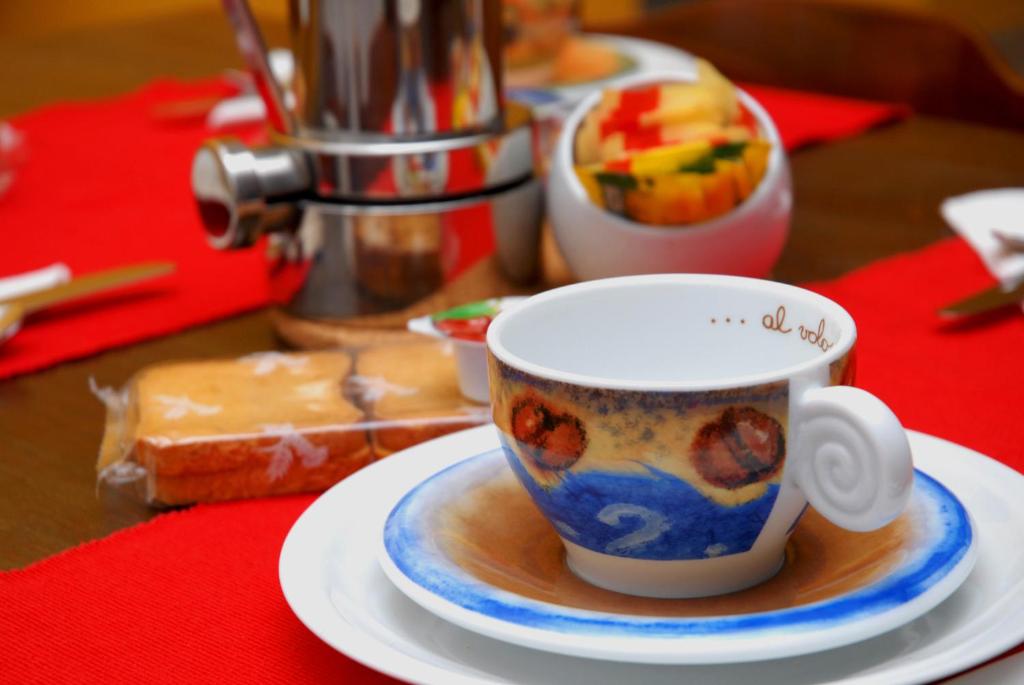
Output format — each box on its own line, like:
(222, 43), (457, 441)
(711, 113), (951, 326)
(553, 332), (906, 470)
(792, 385), (913, 532)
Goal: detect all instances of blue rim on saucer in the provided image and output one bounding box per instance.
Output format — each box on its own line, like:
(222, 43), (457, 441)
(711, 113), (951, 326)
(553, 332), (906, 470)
(379, 448), (976, 661)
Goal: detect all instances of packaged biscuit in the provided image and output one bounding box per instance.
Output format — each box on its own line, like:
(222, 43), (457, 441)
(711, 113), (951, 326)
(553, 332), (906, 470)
(94, 343), (490, 507)
(354, 340), (490, 457)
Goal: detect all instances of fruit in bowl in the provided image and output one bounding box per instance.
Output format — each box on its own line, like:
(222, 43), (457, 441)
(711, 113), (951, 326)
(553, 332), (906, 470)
(576, 138), (771, 225)
(547, 63), (792, 280)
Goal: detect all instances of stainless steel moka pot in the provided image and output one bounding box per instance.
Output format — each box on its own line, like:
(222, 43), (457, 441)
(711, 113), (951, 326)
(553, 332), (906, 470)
(191, 0), (542, 319)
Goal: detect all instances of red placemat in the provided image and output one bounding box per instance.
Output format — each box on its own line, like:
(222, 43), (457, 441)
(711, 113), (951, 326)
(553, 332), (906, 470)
(809, 238), (1024, 467)
(0, 79), (906, 381)
(1, 236), (1021, 683)
(0, 79), (268, 379)
(740, 84), (909, 151)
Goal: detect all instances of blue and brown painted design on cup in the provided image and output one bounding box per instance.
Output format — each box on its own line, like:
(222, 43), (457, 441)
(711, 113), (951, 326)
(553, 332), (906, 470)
(490, 356), (801, 562)
(483, 274), (907, 598)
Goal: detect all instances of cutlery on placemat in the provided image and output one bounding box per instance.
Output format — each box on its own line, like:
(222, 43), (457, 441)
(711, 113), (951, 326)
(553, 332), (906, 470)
(993, 226), (1024, 252)
(938, 280), (1024, 318)
(0, 262), (175, 343)
(0, 263), (71, 301)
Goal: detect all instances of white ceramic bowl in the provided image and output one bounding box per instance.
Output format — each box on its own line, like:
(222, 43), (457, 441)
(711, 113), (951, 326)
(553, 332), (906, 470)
(548, 71), (792, 280)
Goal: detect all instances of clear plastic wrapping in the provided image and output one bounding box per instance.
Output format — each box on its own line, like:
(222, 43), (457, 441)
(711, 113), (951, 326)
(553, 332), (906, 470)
(94, 341), (490, 507)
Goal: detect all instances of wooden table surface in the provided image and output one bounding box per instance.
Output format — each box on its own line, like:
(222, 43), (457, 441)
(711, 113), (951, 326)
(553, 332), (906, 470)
(3, 6), (1024, 570)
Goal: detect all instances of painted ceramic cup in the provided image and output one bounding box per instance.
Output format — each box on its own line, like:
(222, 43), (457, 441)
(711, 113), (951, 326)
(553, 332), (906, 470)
(486, 275), (913, 598)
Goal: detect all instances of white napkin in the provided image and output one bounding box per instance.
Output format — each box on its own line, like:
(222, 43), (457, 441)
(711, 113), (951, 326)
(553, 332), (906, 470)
(0, 263), (70, 301)
(0, 121), (27, 197)
(206, 49), (294, 130)
(941, 189), (1024, 290)
(0, 263), (71, 343)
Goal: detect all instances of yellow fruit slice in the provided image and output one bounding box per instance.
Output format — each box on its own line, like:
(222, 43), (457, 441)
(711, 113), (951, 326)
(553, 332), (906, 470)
(743, 140), (771, 186)
(573, 164), (606, 206)
(628, 140), (712, 175)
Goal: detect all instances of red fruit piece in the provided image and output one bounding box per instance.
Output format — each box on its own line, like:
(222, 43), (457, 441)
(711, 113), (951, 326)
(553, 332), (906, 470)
(737, 103), (758, 138)
(434, 316), (492, 342)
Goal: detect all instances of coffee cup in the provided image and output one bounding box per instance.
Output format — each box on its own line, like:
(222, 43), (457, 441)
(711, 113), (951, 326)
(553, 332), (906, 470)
(486, 274), (913, 598)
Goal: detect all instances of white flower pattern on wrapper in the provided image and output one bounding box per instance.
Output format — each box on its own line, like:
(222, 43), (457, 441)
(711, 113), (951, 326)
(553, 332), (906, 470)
(347, 375), (418, 403)
(88, 377), (126, 411)
(99, 459), (148, 486)
(239, 352), (309, 376)
(598, 503), (672, 555)
(259, 424), (329, 481)
(154, 395), (222, 420)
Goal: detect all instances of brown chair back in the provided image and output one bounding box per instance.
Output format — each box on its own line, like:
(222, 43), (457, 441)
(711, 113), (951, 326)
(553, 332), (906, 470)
(595, 0), (1024, 129)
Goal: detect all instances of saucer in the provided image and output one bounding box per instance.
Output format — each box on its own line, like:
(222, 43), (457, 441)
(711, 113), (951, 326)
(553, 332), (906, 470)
(379, 450), (974, 664)
(280, 426), (1024, 684)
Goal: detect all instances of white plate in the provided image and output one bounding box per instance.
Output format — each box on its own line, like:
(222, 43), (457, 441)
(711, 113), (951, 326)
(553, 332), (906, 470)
(280, 426), (1024, 685)
(378, 450), (974, 664)
(507, 34), (699, 107)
